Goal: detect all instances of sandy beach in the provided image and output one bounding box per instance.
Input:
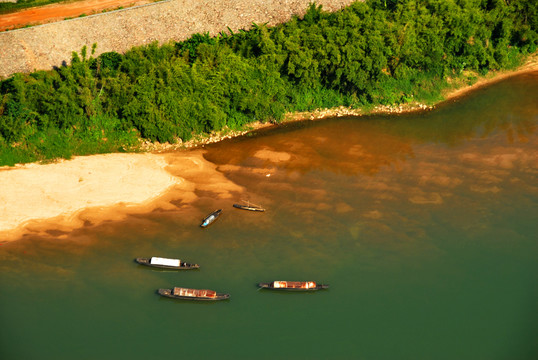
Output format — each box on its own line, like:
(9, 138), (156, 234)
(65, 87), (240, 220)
(0, 153), (178, 241)
(0, 150), (246, 242)
(0, 63), (536, 243)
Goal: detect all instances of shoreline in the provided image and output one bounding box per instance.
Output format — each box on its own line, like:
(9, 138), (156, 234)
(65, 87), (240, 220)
(0, 153), (181, 242)
(1, 61), (537, 243)
(0, 149), (245, 243)
(441, 55), (538, 102)
(143, 55), (538, 152)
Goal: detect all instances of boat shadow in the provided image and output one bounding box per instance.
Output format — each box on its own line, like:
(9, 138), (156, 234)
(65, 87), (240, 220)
(135, 265), (201, 273)
(133, 260), (200, 272)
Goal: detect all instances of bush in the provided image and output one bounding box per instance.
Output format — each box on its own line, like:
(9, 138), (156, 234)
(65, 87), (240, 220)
(0, 0), (536, 165)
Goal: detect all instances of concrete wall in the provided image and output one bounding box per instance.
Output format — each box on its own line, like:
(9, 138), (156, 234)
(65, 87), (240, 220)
(0, 0), (356, 78)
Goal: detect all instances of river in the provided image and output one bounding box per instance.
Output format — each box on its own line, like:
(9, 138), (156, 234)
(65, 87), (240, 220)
(1, 72), (537, 359)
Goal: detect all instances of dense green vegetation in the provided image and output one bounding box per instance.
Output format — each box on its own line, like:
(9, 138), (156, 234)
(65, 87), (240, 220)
(1, 0), (537, 165)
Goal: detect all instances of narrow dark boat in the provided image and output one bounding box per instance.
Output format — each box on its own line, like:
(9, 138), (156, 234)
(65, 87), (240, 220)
(135, 257), (199, 270)
(158, 287), (230, 301)
(200, 209), (222, 228)
(258, 281), (329, 291)
(233, 201), (265, 212)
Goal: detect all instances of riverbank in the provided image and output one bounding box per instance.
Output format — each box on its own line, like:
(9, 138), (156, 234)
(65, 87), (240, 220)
(0, 153), (178, 242)
(441, 54), (538, 101)
(0, 61), (537, 243)
(143, 55), (538, 152)
(0, 149), (246, 243)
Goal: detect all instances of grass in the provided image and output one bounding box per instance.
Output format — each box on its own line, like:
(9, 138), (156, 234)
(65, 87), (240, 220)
(0, 117), (140, 166)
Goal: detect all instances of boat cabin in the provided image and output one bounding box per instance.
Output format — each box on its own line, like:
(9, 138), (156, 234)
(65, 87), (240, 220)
(172, 287), (217, 298)
(150, 257), (181, 267)
(272, 281), (317, 289)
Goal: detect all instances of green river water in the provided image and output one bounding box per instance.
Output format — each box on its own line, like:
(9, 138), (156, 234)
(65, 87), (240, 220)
(1, 72), (537, 359)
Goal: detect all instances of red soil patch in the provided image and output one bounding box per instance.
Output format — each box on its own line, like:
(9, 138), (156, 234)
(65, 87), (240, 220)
(0, 0), (152, 31)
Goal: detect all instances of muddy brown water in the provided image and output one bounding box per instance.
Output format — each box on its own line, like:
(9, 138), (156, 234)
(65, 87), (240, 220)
(0, 72), (537, 359)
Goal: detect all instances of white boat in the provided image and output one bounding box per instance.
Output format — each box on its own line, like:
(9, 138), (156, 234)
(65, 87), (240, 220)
(200, 209), (222, 228)
(135, 257), (199, 269)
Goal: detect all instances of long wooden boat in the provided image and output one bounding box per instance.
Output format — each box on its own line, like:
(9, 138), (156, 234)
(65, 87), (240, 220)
(233, 201), (265, 212)
(158, 287), (230, 301)
(135, 257), (199, 270)
(258, 281), (329, 291)
(200, 209), (222, 228)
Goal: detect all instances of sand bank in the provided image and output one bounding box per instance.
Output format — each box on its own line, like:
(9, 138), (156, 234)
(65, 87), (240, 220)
(0, 151), (244, 242)
(0, 153), (179, 241)
(1, 61), (536, 242)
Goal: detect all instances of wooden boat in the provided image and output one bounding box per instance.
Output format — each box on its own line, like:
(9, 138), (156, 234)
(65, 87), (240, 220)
(258, 281), (329, 291)
(135, 257), (199, 270)
(233, 200), (265, 212)
(158, 287), (230, 301)
(200, 209), (222, 228)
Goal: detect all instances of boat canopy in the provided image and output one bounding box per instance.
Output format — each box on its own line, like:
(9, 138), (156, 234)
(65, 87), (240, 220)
(273, 281), (317, 289)
(150, 257), (180, 267)
(173, 287), (217, 298)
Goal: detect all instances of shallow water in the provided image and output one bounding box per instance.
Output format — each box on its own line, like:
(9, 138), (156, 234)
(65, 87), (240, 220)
(1, 72), (537, 359)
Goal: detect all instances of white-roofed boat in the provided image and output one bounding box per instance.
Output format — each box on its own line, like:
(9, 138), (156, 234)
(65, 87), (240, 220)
(158, 287), (230, 301)
(258, 281), (329, 291)
(135, 257), (199, 270)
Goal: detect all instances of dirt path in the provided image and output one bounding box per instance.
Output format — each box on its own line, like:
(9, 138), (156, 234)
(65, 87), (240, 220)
(0, 0), (152, 31)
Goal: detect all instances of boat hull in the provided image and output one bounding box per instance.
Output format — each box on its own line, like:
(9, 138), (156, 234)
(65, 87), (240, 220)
(157, 288), (230, 301)
(258, 282), (329, 291)
(233, 204), (265, 212)
(135, 258), (200, 270)
(200, 209), (222, 228)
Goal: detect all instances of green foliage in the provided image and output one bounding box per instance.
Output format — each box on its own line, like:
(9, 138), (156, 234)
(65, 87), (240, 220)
(0, 114), (139, 166)
(175, 32), (217, 63)
(94, 51), (123, 72)
(1, 0), (536, 165)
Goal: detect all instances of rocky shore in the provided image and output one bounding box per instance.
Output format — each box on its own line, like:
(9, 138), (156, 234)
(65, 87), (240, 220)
(138, 101), (436, 153)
